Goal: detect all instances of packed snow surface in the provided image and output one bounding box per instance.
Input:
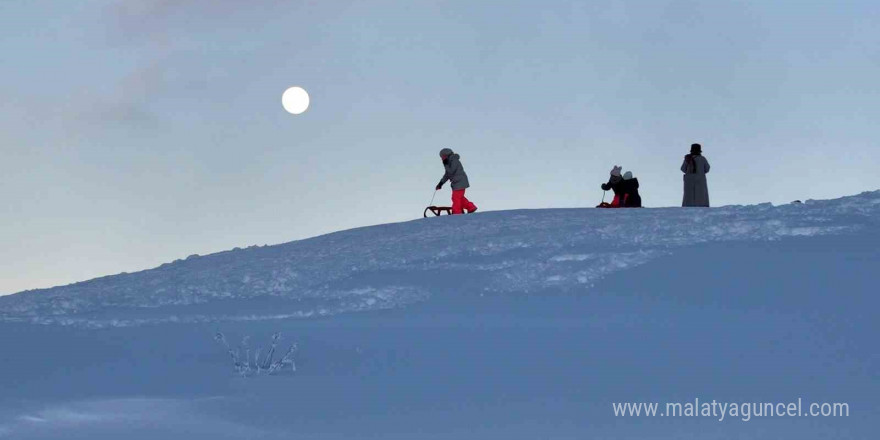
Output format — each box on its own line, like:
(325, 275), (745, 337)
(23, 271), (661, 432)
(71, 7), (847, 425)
(0, 191), (877, 439)
(2, 192), (876, 327)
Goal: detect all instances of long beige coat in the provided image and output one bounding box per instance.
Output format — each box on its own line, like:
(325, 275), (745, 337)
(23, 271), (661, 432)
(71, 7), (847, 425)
(681, 154), (710, 207)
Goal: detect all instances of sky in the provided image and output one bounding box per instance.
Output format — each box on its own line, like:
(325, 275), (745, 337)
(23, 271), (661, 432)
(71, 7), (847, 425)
(2, 0), (879, 295)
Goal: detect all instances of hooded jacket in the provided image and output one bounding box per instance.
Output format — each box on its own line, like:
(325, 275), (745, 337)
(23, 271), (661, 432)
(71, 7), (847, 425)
(438, 152), (470, 190)
(601, 175), (624, 198)
(620, 176), (642, 208)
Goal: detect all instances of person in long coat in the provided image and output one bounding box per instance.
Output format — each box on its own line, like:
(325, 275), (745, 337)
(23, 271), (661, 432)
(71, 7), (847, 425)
(681, 143), (710, 207)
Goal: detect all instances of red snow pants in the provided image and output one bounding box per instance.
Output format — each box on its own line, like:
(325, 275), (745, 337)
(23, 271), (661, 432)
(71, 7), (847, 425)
(451, 189), (477, 214)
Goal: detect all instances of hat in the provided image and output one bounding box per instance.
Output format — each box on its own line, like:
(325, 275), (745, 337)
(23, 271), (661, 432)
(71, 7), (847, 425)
(690, 143), (702, 154)
(623, 171), (633, 180)
(610, 165), (622, 177)
(439, 148), (454, 157)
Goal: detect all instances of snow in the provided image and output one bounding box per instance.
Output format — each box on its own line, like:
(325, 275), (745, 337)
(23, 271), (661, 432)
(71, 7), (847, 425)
(2, 193), (873, 327)
(0, 191), (878, 438)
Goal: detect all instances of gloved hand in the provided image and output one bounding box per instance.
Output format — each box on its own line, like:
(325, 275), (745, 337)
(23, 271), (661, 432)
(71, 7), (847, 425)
(435, 183), (443, 190)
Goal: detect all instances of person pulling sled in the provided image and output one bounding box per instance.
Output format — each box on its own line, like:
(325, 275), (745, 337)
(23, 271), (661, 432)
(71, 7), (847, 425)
(434, 148), (477, 215)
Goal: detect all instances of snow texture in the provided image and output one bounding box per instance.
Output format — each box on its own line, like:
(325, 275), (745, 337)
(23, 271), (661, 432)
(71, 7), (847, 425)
(0, 191), (878, 439)
(1, 192), (875, 327)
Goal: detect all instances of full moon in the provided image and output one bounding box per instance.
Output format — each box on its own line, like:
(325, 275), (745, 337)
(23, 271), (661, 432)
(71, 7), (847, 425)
(281, 86), (310, 115)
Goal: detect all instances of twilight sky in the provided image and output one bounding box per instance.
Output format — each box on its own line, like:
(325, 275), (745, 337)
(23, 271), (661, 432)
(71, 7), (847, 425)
(2, 0), (879, 294)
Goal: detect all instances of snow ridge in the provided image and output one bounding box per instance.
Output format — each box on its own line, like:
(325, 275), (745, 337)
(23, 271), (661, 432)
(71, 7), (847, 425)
(2, 191), (878, 327)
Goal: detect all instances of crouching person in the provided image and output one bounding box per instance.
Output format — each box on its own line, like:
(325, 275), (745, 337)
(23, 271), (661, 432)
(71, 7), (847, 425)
(598, 165), (624, 207)
(620, 171), (642, 207)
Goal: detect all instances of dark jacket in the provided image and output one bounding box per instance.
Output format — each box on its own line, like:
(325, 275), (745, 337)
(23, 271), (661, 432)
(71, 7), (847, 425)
(601, 175), (624, 200)
(439, 153), (470, 190)
(620, 178), (642, 207)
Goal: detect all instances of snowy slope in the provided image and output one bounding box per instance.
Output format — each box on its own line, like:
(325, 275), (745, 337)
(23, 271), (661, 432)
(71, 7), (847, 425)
(1, 192), (876, 327)
(0, 192), (878, 439)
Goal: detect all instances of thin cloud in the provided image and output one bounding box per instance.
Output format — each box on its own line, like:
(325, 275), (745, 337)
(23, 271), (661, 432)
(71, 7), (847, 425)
(104, 0), (291, 42)
(86, 0), (299, 126)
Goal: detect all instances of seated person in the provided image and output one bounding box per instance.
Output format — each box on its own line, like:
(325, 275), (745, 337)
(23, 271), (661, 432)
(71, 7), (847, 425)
(599, 166), (625, 207)
(620, 171), (642, 208)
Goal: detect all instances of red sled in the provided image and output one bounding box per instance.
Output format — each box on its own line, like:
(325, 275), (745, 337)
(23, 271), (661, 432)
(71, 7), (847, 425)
(424, 206), (453, 217)
(596, 194), (622, 208)
(596, 202), (620, 208)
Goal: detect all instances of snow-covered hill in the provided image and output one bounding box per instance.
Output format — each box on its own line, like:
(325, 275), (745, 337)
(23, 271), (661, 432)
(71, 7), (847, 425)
(0, 192), (878, 439)
(2, 192), (877, 327)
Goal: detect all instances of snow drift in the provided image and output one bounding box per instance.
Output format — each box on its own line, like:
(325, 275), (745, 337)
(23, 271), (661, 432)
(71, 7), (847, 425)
(2, 191), (878, 327)
(1, 192), (877, 439)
